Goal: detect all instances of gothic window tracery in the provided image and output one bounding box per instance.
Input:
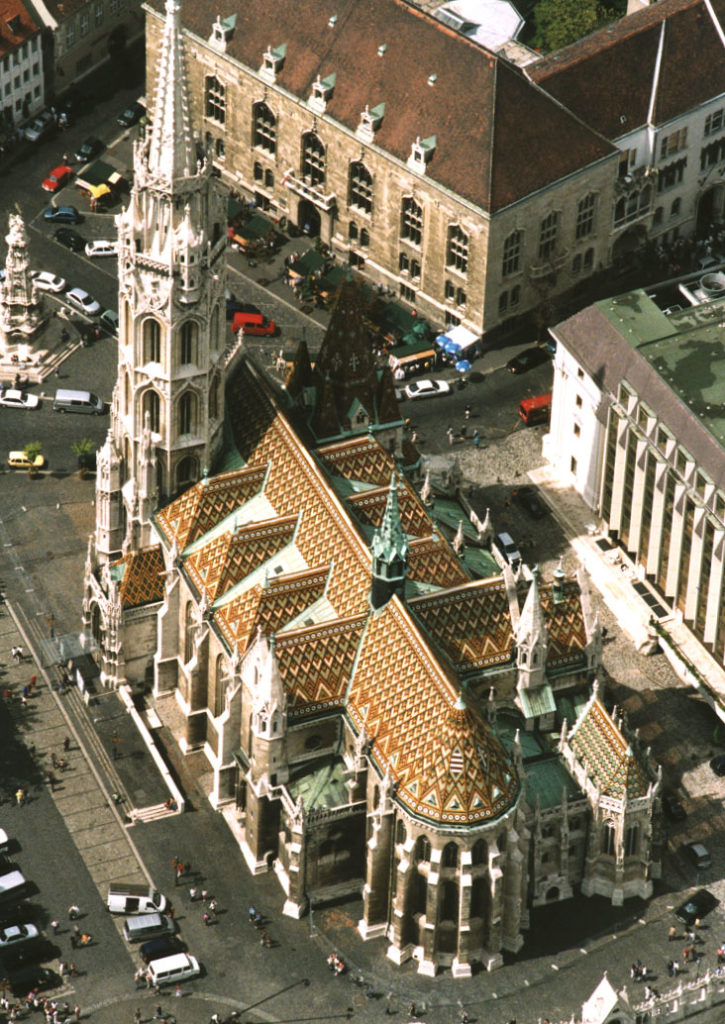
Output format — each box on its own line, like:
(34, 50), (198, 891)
(205, 75), (226, 125)
(143, 318), (161, 364)
(179, 391), (198, 436)
(179, 321), (197, 366)
(143, 389), (161, 434)
(253, 101), (276, 154)
(301, 132), (325, 186)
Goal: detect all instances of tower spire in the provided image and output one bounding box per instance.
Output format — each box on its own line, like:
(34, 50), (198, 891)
(371, 473), (409, 610)
(145, 0), (196, 185)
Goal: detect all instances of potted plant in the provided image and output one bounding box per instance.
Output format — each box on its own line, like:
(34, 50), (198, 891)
(71, 437), (97, 479)
(23, 441), (43, 478)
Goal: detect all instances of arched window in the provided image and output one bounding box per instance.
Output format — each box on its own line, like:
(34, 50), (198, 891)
(143, 390), (160, 434)
(395, 819), (406, 846)
(179, 392), (197, 436)
(502, 230), (522, 277)
(401, 196), (423, 246)
(349, 161), (373, 214)
(209, 375), (219, 421)
(253, 101), (276, 154)
(91, 604), (103, 649)
(124, 372), (130, 410)
(214, 653), (225, 716)
(446, 225), (468, 273)
(471, 876), (488, 919)
(576, 193), (596, 239)
(176, 456), (198, 492)
(205, 75), (226, 124)
(301, 132), (325, 186)
(412, 871), (427, 916)
(210, 307), (219, 351)
(143, 318), (161, 364)
(625, 824), (639, 857)
(360, 227), (370, 248)
(471, 839), (487, 866)
(602, 821), (616, 855)
(441, 880), (459, 924)
(415, 835), (431, 862)
(442, 842), (458, 869)
(184, 601), (195, 663)
(179, 321), (197, 366)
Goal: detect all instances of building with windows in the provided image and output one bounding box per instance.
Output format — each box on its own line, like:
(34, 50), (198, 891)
(544, 288), (725, 677)
(0, 0), (44, 130)
(83, 0), (664, 978)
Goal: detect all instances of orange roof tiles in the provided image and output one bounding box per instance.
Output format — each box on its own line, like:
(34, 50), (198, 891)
(0, 0), (41, 55)
(410, 578), (514, 670)
(110, 546), (165, 609)
(156, 465), (267, 550)
(276, 615), (368, 714)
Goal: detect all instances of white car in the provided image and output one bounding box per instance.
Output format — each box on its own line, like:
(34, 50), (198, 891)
(66, 287), (102, 316)
(0, 923), (38, 948)
(85, 239), (118, 259)
(403, 379), (452, 401)
(495, 531), (522, 568)
(30, 270), (66, 293)
(0, 389), (39, 410)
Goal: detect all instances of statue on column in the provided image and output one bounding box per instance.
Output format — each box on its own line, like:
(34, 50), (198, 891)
(0, 211), (46, 362)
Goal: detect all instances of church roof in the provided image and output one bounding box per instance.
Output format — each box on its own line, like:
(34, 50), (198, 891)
(109, 546), (166, 609)
(529, 0), (725, 140)
(156, 465), (267, 549)
(348, 598), (520, 824)
(276, 614), (368, 714)
(568, 697), (650, 800)
(148, 0), (617, 213)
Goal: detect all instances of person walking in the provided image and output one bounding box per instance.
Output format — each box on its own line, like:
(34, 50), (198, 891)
(15, 787), (25, 806)
(63, 737), (71, 752)
(133, 1009), (141, 1024)
(203, 911), (211, 926)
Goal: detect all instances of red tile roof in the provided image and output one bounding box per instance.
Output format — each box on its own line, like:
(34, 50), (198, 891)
(149, 0), (616, 212)
(0, 0), (41, 55)
(530, 0), (725, 138)
(110, 546), (166, 609)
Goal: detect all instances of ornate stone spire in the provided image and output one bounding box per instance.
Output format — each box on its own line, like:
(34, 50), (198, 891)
(145, 0), (195, 186)
(371, 473), (409, 610)
(515, 568), (548, 691)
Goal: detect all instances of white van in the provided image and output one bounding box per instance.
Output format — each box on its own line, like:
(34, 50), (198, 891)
(146, 953), (200, 987)
(0, 870), (27, 902)
(123, 912), (175, 943)
(107, 884), (167, 915)
(53, 389), (104, 415)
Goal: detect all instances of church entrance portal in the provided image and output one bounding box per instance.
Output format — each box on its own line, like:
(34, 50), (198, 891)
(297, 200), (321, 238)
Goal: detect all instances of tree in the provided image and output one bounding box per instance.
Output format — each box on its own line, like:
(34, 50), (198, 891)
(23, 441), (42, 478)
(71, 437), (97, 478)
(532, 0), (601, 52)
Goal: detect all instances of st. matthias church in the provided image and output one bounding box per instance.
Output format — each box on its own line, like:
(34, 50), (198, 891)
(84, 0), (663, 977)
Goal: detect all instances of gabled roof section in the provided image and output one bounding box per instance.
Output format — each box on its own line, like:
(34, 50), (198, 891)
(346, 482), (433, 538)
(406, 535), (470, 589)
(275, 614), (368, 714)
(538, 578), (588, 668)
(529, 0), (725, 139)
(109, 546), (165, 609)
(0, 0), (41, 54)
(156, 465), (267, 550)
(317, 434), (397, 485)
(184, 514), (298, 603)
(569, 697), (649, 799)
(348, 598), (519, 824)
(148, 0), (616, 212)
(410, 577), (514, 670)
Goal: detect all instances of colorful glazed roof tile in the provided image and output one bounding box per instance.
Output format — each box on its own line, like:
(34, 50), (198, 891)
(156, 465), (267, 550)
(346, 483), (433, 538)
(410, 578), (515, 670)
(406, 536), (470, 589)
(539, 580), (588, 669)
(276, 615), (367, 715)
(348, 599), (519, 824)
(318, 435), (397, 486)
(569, 698), (649, 800)
(109, 546), (165, 609)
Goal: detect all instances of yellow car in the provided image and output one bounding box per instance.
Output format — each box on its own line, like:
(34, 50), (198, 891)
(7, 451), (46, 470)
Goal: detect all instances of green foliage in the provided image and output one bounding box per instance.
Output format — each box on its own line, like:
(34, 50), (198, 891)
(531, 0), (612, 52)
(23, 440), (42, 461)
(70, 437), (96, 457)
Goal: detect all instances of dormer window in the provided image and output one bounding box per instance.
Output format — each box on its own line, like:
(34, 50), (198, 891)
(356, 102), (385, 142)
(260, 43), (286, 83)
(208, 13), (236, 52)
(309, 73), (336, 113)
(6, 15), (21, 34)
(407, 135), (436, 174)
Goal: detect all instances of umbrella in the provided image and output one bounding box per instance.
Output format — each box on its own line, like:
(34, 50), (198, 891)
(456, 359), (472, 373)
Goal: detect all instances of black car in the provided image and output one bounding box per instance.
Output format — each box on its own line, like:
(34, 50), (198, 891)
(140, 934), (184, 964)
(117, 102), (145, 128)
(54, 228), (85, 252)
(75, 136), (104, 163)
(675, 888), (719, 925)
(513, 485), (549, 519)
(710, 754), (725, 776)
(662, 792), (687, 821)
(506, 347), (551, 375)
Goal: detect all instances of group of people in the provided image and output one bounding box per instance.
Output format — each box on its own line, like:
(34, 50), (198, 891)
(326, 952), (346, 975)
(5, 992), (80, 1022)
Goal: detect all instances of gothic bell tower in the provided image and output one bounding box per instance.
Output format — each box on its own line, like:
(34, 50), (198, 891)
(95, 0), (227, 562)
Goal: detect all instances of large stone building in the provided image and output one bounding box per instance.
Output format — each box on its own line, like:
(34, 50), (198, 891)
(83, 0), (664, 977)
(140, 0), (725, 341)
(0, 0), (44, 130)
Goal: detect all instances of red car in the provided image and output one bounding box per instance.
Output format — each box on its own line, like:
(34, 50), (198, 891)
(231, 310), (277, 336)
(42, 164), (73, 193)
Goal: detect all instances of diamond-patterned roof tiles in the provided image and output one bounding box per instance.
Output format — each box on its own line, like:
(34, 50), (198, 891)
(156, 465), (268, 550)
(348, 599), (519, 825)
(407, 536), (470, 589)
(318, 435), (397, 485)
(539, 580), (588, 668)
(110, 546), (166, 609)
(275, 615), (367, 715)
(346, 485), (432, 538)
(569, 698), (649, 800)
(410, 578), (515, 670)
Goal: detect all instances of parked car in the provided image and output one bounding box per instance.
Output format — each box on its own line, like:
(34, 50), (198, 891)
(75, 136), (104, 163)
(43, 206), (82, 224)
(683, 841), (712, 871)
(675, 888), (719, 925)
(662, 792), (687, 821)
(513, 485), (548, 519)
(710, 754), (725, 776)
(0, 924), (39, 949)
(495, 531), (522, 568)
(140, 935), (185, 964)
(85, 239), (118, 258)
(24, 111), (56, 143)
(7, 452), (46, 470)
(100, 309), (119, 333)
(403, 379), (451, 401)
(41, 164), (73, 193)
(54, 228), (85, 252)
(506, 347), (551, 374)
(30, 270), (66, 292)
(0, 389), (39, 410)
(66, 287), (101, 316)
(117, 101), (145, 128)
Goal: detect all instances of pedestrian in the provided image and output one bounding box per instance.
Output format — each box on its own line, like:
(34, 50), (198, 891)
(68, 963), (77, 978)
(15, 787), (25, 806)
(464, 404), (471, 420)
(70, 933), (77, 950)
(668, 925), (677, 941)
(175, 984), (181, 998)
(189, 887), (198, 902)
(29, 675), (36, 693)
(175, 864), (182, 886)
(408, 1003), (416, 1019)
(133, 1010), (141, 1024)
(154, 1006), (162, 1020)
(73, 1006), (80, 1023)
(63, 737), (70, 752)
(209, 898), (218, 917)
(50, 919), (59, 934)
(446, 426), (454, 447)
(673, 959), (679, 976)
(203, 911), (211, 926)
(248, 906), (256, 923)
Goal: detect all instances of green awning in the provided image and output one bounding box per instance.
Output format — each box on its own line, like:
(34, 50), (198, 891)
(241, 213), (275, 239)
(290, 249), (324, 275)
(227, 195), (245, 220)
